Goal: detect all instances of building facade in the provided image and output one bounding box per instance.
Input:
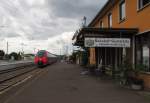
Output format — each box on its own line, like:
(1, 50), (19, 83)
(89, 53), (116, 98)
(73, 0), (150, 88)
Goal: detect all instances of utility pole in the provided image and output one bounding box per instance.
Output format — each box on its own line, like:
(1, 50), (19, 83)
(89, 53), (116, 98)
(60, 49), (61, 61)
(65, 45), (68, 56)
(21, 43), (23, 53)
(6, 41), (8, 54)
(82, 16), (87, 27)
(21, 43), (26, 60)
(21, 43), (27, 54)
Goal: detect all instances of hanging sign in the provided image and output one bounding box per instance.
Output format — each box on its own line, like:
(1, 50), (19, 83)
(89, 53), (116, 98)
(85, 38), (130, 47)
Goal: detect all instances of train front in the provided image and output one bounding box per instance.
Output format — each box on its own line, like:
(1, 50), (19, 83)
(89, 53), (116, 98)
(34, 50), (48, 67)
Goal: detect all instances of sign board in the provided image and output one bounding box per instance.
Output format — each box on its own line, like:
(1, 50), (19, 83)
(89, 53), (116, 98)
(85, 38), (130, 47)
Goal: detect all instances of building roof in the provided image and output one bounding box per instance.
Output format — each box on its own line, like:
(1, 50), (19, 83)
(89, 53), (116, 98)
(88, 0), (118, 27)
(78, 27), (138, 37)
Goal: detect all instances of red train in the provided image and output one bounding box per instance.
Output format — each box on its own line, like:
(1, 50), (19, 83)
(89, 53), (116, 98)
(34, 50), (57, 67)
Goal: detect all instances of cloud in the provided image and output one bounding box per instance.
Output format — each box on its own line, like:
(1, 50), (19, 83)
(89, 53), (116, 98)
(47, 0), (107, 22)
(0, 0), (108, 54)
(47, 32), (74, 54)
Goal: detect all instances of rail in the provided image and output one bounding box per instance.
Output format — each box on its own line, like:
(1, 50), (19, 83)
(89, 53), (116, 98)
(0, 61), (36, 91)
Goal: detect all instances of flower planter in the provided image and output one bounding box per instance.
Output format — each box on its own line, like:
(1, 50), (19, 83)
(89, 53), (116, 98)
(130, 78), (144, 90)
(131, 84), (143, 90)
(138, 72), (150, 89)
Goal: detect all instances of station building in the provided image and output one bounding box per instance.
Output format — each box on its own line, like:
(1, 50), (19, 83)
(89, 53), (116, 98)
(73, 0), (150, 88)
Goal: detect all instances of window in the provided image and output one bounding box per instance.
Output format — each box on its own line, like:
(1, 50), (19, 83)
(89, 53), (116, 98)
(119, 0), (126, 21)
(108, 13), (112, 27)
(142, 46), (149, 70)
(138, 0), (150, 10)
(100, 21), (103, 28)
(37, 50), (46, 57)
(136, 35), (150, 72)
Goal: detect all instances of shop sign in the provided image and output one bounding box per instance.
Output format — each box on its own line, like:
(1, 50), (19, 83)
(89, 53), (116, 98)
(85, 38), (130, 47)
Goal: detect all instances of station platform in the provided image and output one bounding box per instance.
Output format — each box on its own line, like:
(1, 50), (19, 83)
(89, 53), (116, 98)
(2, 62), (150, 103)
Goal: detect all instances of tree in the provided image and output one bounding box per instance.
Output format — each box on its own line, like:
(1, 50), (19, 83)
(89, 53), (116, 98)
(69, 52), (78, 63)
(0, 50), (5, 60)
(17, 52), (22, 60)
(9, 52), (19, 60)
(0, 50), (5, 56)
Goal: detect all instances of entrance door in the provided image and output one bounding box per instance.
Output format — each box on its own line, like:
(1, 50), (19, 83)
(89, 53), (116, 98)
(96, 48), (123, 70)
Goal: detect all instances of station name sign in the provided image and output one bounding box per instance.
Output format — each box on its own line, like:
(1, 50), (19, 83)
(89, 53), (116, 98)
(85, 38), (131, 48)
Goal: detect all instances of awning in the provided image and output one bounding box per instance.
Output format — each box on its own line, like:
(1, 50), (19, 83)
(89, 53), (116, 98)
(73, 27), (138, 47)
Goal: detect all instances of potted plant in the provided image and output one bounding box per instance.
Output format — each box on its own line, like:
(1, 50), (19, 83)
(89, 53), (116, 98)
(115, 63), (133, 86)
(130, 77), (144, 90)
(130, 64), (145, 90)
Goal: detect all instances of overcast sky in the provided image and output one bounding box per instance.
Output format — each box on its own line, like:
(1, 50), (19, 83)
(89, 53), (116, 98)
(0, 0), (107, 55)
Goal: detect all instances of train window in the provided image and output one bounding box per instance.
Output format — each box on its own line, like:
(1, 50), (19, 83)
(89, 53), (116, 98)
(37, 51), (45, 57)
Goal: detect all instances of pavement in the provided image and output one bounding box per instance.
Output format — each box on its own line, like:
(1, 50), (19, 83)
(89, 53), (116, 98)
(2, 62), (150, 103)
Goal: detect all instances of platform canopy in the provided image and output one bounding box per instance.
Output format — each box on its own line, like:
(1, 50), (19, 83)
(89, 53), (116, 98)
(73, 27), (138, 47)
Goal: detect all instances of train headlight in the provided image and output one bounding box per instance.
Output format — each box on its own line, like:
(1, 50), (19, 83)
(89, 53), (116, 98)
(42, 57), (47, 64)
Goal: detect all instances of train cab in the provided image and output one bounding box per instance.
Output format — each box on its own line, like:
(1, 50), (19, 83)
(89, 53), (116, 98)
(34, 50), (57, 67)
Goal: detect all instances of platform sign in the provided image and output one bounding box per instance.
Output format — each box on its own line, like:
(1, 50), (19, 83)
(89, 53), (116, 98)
(85, 38), (130, 48)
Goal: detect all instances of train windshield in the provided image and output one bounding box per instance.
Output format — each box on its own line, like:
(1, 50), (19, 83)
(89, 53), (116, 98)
(37, 51), (45, 57)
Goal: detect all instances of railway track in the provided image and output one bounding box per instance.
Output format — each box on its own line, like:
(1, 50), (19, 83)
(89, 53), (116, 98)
(0, 63), (37, 92)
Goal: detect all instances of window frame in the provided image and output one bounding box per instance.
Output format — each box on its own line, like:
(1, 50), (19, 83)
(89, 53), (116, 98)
(136, 35), (150, 72)
(142, 45), (149, 68)
(108, 13), (112, 28)
(137, 0), (150, 11)
(100, 21), (104, 28)
(119, 0), (126, 22)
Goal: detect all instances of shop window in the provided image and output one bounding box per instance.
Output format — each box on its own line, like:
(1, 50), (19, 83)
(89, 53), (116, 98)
(138, 0), (150, 10)
(108, 13), (112, 27)
(119, 0), (126, 21)
(142, 46), (149, 71)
